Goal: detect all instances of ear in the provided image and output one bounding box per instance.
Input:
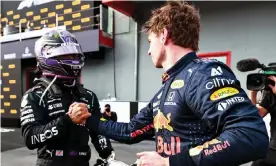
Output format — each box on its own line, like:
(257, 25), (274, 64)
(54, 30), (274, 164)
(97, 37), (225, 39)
(160, 28), (169, 45)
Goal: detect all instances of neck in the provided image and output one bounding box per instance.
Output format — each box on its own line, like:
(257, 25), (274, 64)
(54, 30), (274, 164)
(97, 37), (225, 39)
(162, 46), (194, 71)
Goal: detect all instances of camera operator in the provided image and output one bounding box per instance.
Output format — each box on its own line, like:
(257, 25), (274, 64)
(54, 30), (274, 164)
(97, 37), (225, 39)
(249, 76), (276, 166)
(101, 104), (117, 122)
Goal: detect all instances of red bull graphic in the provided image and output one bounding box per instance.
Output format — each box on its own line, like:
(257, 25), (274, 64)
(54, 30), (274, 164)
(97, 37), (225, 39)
(153, 109), (173, 132)
(204, 140), (230, 156)
(157, 136), (181, 156)
(189, 139), (231, 156)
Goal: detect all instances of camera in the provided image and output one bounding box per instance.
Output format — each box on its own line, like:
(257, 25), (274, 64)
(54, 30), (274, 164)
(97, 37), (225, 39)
(236, 59), (276, 91)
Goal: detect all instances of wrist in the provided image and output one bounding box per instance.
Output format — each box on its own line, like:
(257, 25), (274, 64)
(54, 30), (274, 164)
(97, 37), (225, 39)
(85, 116), (100, 131)
(62, 114), (74, 125)
(162, 157), (170, 166)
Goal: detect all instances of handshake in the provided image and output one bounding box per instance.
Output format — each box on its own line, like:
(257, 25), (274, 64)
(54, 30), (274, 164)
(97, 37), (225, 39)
(67, 102), (92, 124)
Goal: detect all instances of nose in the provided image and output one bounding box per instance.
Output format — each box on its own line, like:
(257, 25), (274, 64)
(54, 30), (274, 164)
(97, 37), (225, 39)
(67, 56), (75, 60)
(148, 51), (151, 56)
(68, 54), (81, 60)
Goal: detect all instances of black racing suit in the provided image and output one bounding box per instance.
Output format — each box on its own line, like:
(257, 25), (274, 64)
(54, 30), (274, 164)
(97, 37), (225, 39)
(102, 112), (117, 122)
(20, 77), (114, 166)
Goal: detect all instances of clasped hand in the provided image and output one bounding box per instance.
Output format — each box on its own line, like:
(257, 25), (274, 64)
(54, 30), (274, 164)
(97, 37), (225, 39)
(67, 102), (91, 124)
(268, 76), (276, 94)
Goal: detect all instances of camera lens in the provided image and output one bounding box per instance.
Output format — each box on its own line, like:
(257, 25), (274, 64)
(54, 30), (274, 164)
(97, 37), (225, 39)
(251, 75), (264, 87)
(247, 74), (267, 91)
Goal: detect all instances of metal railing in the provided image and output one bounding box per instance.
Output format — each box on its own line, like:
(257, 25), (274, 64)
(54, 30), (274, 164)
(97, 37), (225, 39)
(0, 4), (113, 43)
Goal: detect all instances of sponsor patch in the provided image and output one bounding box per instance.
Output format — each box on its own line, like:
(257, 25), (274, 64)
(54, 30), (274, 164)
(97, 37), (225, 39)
(210, 87), (239, 101)
(205, 78), (235, 90)
(30, 127), (58, 144)
(167, 92), (175, 101)
(217, 97), (245, 111)
(211, 66), (223, 76)
(171, 80), (184, 89)
(55, 150), (63, 156)
(49, 110), (65, 116)
(189, 139), (230, 156)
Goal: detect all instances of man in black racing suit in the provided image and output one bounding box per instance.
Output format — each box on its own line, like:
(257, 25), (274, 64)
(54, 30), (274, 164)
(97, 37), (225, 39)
(20, 29), (115, 166)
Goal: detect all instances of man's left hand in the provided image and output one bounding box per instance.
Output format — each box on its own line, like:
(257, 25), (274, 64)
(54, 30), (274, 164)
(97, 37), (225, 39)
(268, 76), (276, 94)
(68, 102), (91, 124)
(136, 151), (169, 166)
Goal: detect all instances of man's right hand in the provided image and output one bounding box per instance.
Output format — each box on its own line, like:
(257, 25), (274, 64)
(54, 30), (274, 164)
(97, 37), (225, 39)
(68, 102), (91, 124)
(268, 76), (276, 94)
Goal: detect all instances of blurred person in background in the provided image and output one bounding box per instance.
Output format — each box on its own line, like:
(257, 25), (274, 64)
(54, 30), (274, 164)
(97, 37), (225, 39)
(20, 29), (116, 166)
(69, 1), (269, 166)
(249, 76), (276, 166)
(101, 104), (117, 122)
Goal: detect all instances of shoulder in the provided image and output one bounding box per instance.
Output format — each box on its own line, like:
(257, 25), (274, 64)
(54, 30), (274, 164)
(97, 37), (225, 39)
(83, 88), (98, 98)
(176, 58), (236, 90)
(20, 84), (48, 109)
(22, 84), (46, 101)
(182, 58), (241, 97)
(192, 58), (234, 77)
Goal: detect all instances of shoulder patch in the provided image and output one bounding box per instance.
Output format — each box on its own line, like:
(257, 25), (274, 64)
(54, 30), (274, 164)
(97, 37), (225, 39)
(210, 87), (239, 101)
(171, 80), (185, 89)
(194, 58), (218, 64)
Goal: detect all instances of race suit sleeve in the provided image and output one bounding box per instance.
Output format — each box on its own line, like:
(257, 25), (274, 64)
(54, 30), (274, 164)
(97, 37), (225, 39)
(169, 62), (269, 166)
(86, 101), (155, 144)
(88, 92), (114, 159)
(21, 91), (73, 150)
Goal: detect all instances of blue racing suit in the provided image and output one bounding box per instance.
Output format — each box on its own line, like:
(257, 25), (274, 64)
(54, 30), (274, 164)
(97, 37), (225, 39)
(86, 52), (269, 166)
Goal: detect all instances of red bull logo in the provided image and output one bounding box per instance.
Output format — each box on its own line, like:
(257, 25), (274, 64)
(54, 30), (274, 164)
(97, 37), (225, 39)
(189, 139), (231, 156)
(153, 110), (173, 132)
(157, 136), (181, 155)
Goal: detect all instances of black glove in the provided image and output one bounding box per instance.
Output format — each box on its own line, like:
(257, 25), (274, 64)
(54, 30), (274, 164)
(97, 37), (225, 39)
(94, 151), (115, 166)
(94, 158), (107, 166)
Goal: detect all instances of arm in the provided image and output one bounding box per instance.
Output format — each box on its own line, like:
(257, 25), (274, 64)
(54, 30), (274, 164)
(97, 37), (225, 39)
(256, 105), (269, 118)
(169, 63), (269, 166)
(88, 92), (114, 159)
(90, 133), (114, 159)
(248, 90), (268, 117)
(258, 90), (276, 117)
(86, 101), (154, 144)
(248, 90), (258, 105)
(21, 91), (73, 150)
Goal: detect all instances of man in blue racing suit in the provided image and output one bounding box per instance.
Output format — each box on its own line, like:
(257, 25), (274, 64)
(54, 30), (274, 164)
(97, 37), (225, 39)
(69, 1), (269, 166)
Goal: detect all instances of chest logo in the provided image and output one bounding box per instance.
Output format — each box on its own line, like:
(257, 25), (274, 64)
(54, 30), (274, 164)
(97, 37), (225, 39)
(170, 80), (184, 89)
(154, 110), (173, 132)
